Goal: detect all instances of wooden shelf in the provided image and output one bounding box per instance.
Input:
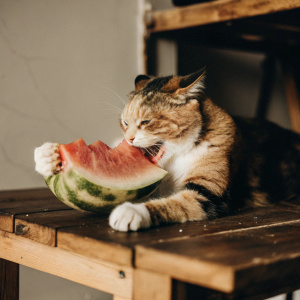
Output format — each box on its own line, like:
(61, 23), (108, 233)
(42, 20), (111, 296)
(149, 0), (300, 33)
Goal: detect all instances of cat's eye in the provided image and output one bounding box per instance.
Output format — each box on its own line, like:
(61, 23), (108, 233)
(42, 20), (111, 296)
(141, 119), (151, 125)
(124, 120), (128, 126)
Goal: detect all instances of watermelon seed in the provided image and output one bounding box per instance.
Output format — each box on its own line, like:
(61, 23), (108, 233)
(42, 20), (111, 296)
(119, 271), (126, 279)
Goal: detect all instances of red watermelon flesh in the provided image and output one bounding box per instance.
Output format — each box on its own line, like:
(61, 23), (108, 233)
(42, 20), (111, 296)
(59, 138), (167, 190)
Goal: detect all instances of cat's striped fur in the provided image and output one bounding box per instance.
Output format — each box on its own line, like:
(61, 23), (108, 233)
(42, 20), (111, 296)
(109, 68), (300, 231)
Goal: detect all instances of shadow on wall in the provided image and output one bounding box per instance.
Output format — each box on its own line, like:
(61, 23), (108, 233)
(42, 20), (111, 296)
(178, 44), (291, 129)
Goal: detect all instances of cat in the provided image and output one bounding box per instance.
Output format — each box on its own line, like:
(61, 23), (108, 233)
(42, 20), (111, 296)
(34, 68), (300, 232)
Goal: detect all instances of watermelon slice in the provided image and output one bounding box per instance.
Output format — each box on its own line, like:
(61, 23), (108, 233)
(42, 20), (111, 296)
(45, 138), (167, 213)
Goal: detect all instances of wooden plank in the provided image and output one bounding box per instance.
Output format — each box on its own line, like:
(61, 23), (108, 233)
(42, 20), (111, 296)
(0, 189), (71, 232)
(0, 230), (133, 298)
(57, 203), (300, 266)
(57, 228), (134, 267)
(133, 269), (172, 300)
(0, 187), (52, 201)
(135, 221), (300, 298)
(0, 258), (19, 300)
(5, 188), (298, 267)
(15, 210), (107, 246)
(150, 0), (300, 33)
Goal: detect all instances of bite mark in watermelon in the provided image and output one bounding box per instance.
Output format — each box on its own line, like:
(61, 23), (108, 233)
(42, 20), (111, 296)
(45, 138), (167, 213)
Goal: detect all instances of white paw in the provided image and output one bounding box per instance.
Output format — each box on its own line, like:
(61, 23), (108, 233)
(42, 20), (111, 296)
(109, 202), (151, 232)
(34, 142), (61, 177)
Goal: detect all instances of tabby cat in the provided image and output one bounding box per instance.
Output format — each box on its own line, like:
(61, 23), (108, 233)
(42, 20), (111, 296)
(34, 68), (300, 232)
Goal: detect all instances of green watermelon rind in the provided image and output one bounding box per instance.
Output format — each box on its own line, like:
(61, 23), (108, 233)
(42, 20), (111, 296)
(44, 168), (166, 213)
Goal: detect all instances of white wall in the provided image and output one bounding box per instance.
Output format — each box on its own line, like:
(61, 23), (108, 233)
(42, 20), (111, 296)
(0, 0), (140, 190)
(0, 0), (140, 299)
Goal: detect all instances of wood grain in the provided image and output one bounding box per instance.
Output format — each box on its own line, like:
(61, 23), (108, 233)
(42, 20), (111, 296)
(0, 258), (19, 300)
(0, 231), (133, 298)
(57, 230), (133, 267)
(15, 210), (105, 246)
(56, 203), (300, 266)
(0, 188), (71, 232)
(0, 188), (52, 201)
(135, 221), (300, 297)
(2, 188), (300, 269)
(133, 269), (172, 300)
(1, 189), (300, 299)
(150, 0), (300, 32)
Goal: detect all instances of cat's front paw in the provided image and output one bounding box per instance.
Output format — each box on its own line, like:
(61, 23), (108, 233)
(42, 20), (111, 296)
(34, 142), (61, 177)
(109, 202), (151, 232)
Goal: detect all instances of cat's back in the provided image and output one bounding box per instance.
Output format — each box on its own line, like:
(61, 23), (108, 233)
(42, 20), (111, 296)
(230, 116), (300, 207)
(233, 116), (300, 152)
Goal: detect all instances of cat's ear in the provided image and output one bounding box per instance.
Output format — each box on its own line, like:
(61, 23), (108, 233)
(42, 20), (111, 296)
(135, 74), (151, 91)
(176, 67), (206, 96)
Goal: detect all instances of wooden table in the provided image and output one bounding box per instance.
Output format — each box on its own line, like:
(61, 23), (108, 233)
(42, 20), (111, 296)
(1, 188), (300, 300)
(149, 0), (300, 33)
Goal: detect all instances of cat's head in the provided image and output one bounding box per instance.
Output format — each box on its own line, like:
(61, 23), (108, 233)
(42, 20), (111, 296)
(120, 68), (206, 154)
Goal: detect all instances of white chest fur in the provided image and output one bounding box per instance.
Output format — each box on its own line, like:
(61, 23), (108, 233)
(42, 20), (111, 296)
(157, 140), (210, 196)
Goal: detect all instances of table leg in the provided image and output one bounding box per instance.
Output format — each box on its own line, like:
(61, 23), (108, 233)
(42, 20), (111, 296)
(285, 292), (293, 300)
(281, 56), (300, 134)
(0, 258), (19, 300)
(133, 269), (172, 300)
(255, 55), (276, 120)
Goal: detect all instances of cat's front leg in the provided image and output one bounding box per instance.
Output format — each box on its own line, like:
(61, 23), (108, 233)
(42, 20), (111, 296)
(34, 142), (61, 176)
(109, 190), (208, 232)
(109, 202), (151, 231)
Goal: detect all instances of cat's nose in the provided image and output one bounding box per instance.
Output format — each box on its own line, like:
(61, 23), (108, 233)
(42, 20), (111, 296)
(129, 137), (135, 143)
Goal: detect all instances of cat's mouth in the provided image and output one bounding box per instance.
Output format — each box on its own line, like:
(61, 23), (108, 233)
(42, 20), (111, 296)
(140, 142), (166, 164)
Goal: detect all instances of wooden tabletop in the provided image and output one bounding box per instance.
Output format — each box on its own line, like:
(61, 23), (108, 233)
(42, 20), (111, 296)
(150, 0), (300, 33)
(1, 188), (300, 299)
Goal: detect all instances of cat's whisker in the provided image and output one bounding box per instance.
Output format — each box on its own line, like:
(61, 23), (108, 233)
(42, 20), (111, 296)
(100, 85), (127, 107)
(97, 109), (122, 116)
(151, 146), (161, 153)
(99, 101), (122, 113)
(144, 147), (154, 157)
(152, 143), (162, 148)
(98, 111), (121, 114)
(98, 112), (121, 118)
(149, 150), (156, 157)
(98, 108), (122, 112)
